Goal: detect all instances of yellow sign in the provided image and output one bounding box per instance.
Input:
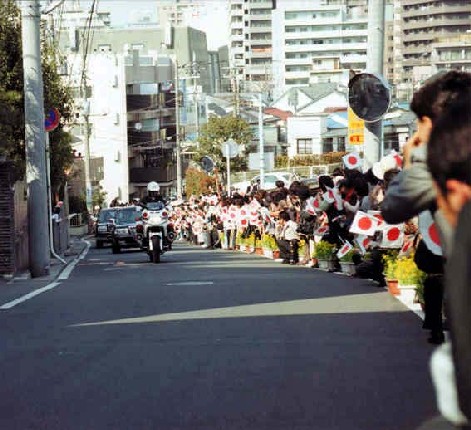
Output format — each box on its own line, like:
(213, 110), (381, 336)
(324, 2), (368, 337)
(348, 108), (364, 145)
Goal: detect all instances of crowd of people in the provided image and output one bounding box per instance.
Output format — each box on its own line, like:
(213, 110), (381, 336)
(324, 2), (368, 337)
(166, 70), (471, 430)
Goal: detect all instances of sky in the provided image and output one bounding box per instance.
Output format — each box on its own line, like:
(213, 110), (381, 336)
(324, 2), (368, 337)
(92, 0), (230, 50)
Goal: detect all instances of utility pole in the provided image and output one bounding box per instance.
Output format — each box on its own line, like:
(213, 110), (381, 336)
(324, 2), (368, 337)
(82, 100), (92, 212)
(21, 0), (51, 277)
(175, 61), (183, 199)
(258, 93), (265, 190)
(364, 0), (385, 165)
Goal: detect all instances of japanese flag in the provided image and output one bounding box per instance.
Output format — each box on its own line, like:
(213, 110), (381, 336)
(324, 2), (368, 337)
(314, 225), (329, 236)
(323, 188), (335, 204)
(343, 152), (362, 170)
(418, 211), (442, 256)
(355, 235), (371, 255)
(390, 150), (403, 169)
(238, 208), (249, 227)
(368, 211), (385, 230)
(249, 210), (259, 226)
(349, 211), (378, 236)
(400, 235), (415, 257)
(380, 224), (404, 248)
(337, 241), (353, 259)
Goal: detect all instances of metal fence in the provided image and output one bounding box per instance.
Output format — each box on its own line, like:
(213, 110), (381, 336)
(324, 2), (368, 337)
(231, 163), (342, 184)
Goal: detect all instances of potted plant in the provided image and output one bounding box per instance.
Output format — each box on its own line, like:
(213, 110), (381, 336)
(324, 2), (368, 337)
(297, 239), (308, 264)
(261, 234), (276, 259)
(236, 231), (245, 251)
(414, 278), (425, 311)
(338, 249), (357, 276)
(383, 250), (400, 295)
(395, 256), (426, 289)
(314, 240), (336, 271)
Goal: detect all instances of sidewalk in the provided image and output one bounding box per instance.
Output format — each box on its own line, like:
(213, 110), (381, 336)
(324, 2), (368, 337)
(0, 237), (89, 307)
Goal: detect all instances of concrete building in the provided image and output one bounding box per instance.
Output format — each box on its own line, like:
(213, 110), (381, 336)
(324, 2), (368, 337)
(271, 2), (368, 98)
(54, 1), (216, 203)
(431, 33), (471, 74)
(229, 0), (275, 93)
(396, 0), (471, 97)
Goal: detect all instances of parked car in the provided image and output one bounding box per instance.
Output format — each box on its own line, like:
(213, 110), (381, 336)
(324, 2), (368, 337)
(300, 176), (320, 190)
(109, 206), (142, 254)
(94, 208), (118, 248)
(251, 171), (299, 190)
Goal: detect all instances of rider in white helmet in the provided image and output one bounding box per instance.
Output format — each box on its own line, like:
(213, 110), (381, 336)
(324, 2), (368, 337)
(142, 181), (164, 205)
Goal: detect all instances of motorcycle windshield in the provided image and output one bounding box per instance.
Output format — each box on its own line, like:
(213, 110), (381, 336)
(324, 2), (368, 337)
(147, 201), (165, 211)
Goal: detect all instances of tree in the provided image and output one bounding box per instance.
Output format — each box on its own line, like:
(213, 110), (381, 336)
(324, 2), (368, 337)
(0, 0), (74, 194)
(195, 116), (253, 173)
(185, 167), (216, 197)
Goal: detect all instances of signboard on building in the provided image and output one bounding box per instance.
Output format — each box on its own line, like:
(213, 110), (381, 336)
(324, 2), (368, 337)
(348, 107), (364, 145)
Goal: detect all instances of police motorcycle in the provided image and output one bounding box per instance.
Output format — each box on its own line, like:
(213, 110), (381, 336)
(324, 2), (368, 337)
(137, 182), (176, 263)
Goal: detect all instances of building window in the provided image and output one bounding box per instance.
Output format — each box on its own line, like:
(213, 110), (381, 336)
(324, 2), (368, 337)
(297, 138), (312, 154)
(323, 139), (334, 153)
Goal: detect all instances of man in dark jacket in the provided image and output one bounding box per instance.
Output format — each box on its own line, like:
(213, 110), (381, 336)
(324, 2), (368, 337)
(426, 88), (471, 428)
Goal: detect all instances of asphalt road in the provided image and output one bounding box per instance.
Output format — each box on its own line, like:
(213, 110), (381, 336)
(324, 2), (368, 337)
(0, 242), (438, 430)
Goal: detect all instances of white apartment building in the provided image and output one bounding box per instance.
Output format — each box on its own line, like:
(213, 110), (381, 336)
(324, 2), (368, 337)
(229, 0), (274, 92)
(272, 2), (368, 99)
(66, 53), (129, 206)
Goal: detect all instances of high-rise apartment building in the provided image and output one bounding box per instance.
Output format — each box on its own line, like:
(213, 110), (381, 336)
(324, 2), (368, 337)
(400, 0), (471, 80)
(271, 2), (368, 98)
(157, 0), (206, 26)
(229, 0), (275, 92)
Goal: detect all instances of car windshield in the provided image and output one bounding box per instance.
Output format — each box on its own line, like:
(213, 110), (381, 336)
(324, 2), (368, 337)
(98, 210), (116, 223)
(115, 209), (138, 225)
(147, 201), (165, 211)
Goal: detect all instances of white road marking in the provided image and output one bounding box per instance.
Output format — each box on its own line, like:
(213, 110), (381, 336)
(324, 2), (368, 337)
(165, 281), (214, 286)
(58, 240), (90, 280)
(0, 240), (91, 310)
(0, 282), (61, 310)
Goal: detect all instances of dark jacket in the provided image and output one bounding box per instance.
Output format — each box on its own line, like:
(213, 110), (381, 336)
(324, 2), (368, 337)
(446, 200), (471, 420)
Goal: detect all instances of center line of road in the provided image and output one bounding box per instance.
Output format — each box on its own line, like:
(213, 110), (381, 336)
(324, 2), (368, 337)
(166, 281), (214, 286)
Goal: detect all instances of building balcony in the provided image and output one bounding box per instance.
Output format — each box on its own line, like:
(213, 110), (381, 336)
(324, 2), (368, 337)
(129, 166), (176, 184)
(404, 18), (471, 31)
(403, 33), (436, 43)
(402, 5), (471, 19)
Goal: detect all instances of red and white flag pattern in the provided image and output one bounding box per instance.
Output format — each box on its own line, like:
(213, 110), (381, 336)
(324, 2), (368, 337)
(355, 235), (371, 255)
(349, 211), (379, 236)
(380, 224), (404, 248)
(343, 152), (362, 170)
(368, 211), (385, 230)
(314, 225), (329, 237)
(337, 241), (353, 259)
(400, 235), (415, 257)
(418, 211), (442, 256)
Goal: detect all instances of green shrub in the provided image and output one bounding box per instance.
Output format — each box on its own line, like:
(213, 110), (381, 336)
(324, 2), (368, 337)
(314, 240), (336, 260)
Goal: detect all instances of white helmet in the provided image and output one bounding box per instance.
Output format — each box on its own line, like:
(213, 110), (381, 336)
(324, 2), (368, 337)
(147, 181), (160, 192)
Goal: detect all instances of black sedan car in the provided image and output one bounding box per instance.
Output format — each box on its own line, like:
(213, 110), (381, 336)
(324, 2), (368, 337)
(109, 206), (142, 254)
(94, 208), (118, 248)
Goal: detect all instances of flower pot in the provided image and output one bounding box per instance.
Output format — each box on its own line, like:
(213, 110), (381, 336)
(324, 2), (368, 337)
(263, 248), (273, 259)
(339, 261), (356, 276)
(255, 248), (263, 256)
(273, 250), (280, 259)
(387, 279), (400, 295)
(317, 259), (335, 271)
(239, 245), (246, 252)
